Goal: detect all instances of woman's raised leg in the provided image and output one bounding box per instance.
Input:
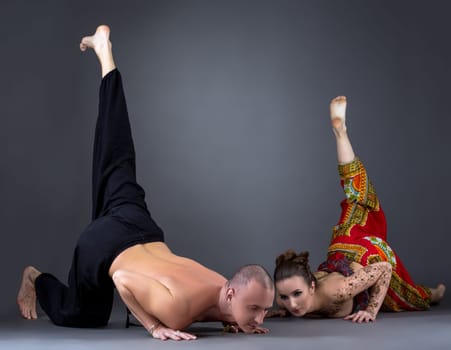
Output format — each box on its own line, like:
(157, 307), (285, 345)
(328, 96), (385, 241)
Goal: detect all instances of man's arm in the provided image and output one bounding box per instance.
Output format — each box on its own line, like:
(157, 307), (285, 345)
(112, 270), (196, 340)
(337, 262), (392, 323)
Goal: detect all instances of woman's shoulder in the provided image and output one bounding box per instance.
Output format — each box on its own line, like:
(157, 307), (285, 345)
(315, 271), (345, 282)
(314, 275), (355, 318)
(317, 272), (349, 298)
(314, 271), (329, 280)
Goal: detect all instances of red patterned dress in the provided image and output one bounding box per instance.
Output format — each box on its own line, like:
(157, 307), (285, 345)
(326, 157), (431, 311)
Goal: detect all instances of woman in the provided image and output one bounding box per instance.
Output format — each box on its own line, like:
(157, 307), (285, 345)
(271, 96), (446, 323)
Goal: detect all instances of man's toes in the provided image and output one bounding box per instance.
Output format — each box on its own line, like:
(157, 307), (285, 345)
(19, 304), (25, 317)
(24, 307), (30, 319)
(31, 303), (37, 319)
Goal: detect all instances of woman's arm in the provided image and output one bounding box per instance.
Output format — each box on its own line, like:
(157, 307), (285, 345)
(112, 270), (196, 340)
(337, 262), (392, 322)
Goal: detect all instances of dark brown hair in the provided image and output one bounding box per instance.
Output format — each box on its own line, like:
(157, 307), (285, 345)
(274, 250), (317, 286)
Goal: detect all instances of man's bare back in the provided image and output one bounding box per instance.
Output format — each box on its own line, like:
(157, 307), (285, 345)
(109, 242), (227, 329)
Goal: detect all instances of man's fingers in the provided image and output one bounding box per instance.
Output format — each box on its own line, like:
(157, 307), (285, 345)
(256, 327), (269, 334)
(230, 325), (239, 333)
(180, 332), (197, 340)
(169, 330), (196, 341)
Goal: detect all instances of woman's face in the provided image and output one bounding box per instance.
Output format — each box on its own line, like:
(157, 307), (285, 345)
(275, 275), (315, 316)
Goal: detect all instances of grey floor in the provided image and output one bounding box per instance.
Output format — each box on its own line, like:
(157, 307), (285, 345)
(1, 302), (451, 350)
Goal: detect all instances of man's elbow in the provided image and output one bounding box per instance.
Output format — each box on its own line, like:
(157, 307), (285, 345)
(112, 270), (129, 291)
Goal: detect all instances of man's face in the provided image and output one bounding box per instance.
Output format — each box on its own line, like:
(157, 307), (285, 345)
(229, 280), (274, 333)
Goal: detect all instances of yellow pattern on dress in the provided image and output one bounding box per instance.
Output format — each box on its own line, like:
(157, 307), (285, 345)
(332, 158), (380, 240)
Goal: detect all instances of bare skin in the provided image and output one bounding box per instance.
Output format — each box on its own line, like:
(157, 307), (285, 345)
(17, 266), (41, 320)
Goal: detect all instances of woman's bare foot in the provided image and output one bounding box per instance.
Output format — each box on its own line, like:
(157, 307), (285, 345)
(330, 96), (347, 135)
(17, 266), (41, 320)
(80, 25), (116, 77)
(430, 283), (446, 304)
(330, 95), (355, 164)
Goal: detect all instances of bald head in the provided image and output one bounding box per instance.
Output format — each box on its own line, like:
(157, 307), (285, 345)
(228, 264), (274, 291)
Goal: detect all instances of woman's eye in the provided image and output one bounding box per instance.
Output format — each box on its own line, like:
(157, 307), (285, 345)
(294, 291), (302, 297)
(280, 295), (288, 300)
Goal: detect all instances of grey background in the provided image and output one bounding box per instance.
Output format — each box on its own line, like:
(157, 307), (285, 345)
(2, 0), (451, 321)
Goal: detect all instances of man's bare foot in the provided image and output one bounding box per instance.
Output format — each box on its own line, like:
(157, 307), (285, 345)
(330, 96), (347, 135)
(430, 283), (446, 304)
(17, 266), (41, 320)
(80, 24), (111, 53)
(80, 25), (116, 77)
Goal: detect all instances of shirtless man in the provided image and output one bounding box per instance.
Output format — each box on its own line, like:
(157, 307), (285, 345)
(17, 25), (274, 341)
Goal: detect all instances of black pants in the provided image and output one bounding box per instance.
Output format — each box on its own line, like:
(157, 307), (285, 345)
(35, 69), (165, 327)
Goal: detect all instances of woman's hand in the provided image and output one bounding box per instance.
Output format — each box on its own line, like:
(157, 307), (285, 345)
(344, 310), (376, 323)
(151, 324), (197, 341)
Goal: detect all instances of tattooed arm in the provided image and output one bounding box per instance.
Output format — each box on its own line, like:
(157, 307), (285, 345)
(337, 262), (392, 323)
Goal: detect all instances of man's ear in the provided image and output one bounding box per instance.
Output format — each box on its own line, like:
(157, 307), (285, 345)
(226, 287), (235, 302)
